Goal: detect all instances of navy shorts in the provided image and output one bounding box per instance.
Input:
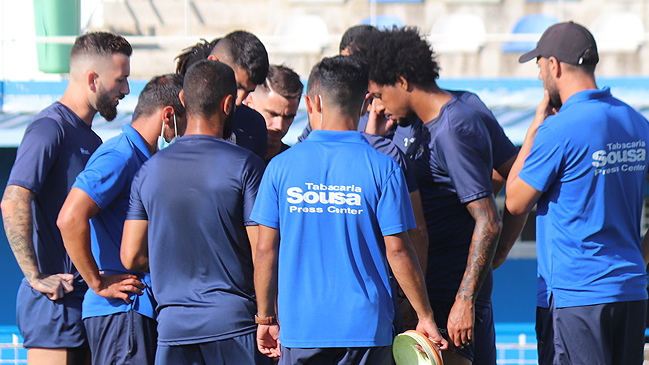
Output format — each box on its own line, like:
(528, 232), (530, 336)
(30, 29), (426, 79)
(279, 346), (392, 365)
(155, 331), (271, 365)
(536, 298), (647, 365)
(430, 300), (496, 365)
(16, 280), (87, 348)
(84, 310), (157, 365)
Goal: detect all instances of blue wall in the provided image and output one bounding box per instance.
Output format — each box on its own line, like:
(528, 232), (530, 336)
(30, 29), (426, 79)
(0, 148), (23, 326)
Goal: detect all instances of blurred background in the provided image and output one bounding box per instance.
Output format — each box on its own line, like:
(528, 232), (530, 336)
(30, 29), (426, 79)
(1, 0), (649, 363)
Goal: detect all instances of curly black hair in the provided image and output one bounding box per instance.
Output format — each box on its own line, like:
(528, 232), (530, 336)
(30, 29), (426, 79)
(175, 38), (220, 77)
(363, 27), (440, 89)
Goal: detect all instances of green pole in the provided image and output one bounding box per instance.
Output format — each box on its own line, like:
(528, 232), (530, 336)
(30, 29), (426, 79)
(33, 0), (80, 74)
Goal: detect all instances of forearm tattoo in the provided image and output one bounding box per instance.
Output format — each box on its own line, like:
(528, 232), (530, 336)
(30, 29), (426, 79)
(2, 186), (39, 282)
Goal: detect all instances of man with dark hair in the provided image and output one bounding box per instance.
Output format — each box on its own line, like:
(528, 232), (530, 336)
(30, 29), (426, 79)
(57, 74), (185, 365)
(364, 27), (503, 365)
(251, 55), (447, 365)
(339, 24), (380, 55)
(121, 60), (268, 365)
(507, 22), (649, 365)
(1, 31), (131, 365)
(175, 31), (269, 159)
(245, 64), (303, 162)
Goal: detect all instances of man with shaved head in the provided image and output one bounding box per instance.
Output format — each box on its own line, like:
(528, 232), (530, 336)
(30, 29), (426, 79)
(1, 31), (131, 365)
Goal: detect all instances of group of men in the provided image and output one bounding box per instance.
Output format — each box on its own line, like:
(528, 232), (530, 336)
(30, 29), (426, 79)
(1, 19), (648, 365)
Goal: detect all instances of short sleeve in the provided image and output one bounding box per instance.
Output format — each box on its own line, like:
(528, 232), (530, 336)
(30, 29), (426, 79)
(242, 155), (265, 226)
(126, 168), (148, 221)
(518, 122), (564, 193)
(377, 167), (416, 236)
(72, 150), (130, 210)
(7, 118), (63, 194)
(249, 161), (280, 229)
(436, 124), (493, 203)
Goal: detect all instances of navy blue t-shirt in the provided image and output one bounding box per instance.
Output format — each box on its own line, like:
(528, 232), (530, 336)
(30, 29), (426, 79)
(126, 135), (264, 345)
(7, 102), (102, 294)
(393, 90), (518, 170)
(409, 96), (495, 305)
(232, 104), (268, 160)
(362, 133), (418, 193)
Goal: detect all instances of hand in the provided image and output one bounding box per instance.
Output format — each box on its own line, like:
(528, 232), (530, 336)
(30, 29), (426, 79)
(416, 317), (448, 351)
(528, 90), (557, 138)
(447, 299), (475, 349)
(365, 99), (395, 136)
(257, 324), (281, 358)
(29, 273), (74, 301)
(94, 272), (144, 303)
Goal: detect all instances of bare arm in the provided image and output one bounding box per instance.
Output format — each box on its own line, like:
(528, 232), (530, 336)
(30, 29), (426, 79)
(246, 225), (259, 266)
(1, 185), (74, 300)
(58, 188), (143, 302)
(492, 154), (529, 270)
(447, 195), (502, 348)
(254, 225), (281, 358)
(506, 90), (554, 215)
(120, 220), (149, 272)
(385, 232), (447, 350)
(408, 190), (428, 275)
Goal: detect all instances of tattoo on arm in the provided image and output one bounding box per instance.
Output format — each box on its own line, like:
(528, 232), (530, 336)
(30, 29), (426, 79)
(2, 186), (40, 283)
(457, 196), (502, 302)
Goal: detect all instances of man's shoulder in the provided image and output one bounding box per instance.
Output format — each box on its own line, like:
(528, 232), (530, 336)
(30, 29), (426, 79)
(235, 104), (265, 126)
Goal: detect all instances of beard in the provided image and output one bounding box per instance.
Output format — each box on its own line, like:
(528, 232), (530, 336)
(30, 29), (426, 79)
(96, 91), (121, 122)
(547, 86), (562, 110)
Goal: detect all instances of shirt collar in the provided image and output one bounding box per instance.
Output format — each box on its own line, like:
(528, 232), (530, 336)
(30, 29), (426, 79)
(561, 87), (611, 110)
(305, 130), (370, 145)
(121, 124), (152, 160)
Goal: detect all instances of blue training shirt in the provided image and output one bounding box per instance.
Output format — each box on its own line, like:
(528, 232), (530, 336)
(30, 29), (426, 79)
(518, 87), (649, 308)
(127, 135), (264, 345)
(250, 130), (416, 348)
(7, 102), (102, 295)
(407, 96), (495, 305)
(72, 124), (156, 320)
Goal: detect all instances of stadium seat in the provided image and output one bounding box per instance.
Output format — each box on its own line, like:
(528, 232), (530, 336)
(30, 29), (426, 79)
(273, 15), (329, 54)
(361, 15), (404, 30)
(591, 13), (645, 53)
(429, 13), (486, 54)
(502, 14), (559, 53)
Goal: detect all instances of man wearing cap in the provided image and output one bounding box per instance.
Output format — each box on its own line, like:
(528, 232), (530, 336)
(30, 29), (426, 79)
(507, 21), (649, 365)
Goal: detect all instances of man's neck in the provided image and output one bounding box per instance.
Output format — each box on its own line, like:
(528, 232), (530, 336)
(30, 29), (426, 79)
(131, 117), (160, 155)
(411, 88), (452, 124)
(183, 117), (223, 138)
(59, 86), (96, 126)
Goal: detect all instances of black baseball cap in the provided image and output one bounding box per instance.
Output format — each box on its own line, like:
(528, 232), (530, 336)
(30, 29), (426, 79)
(519, 21), (599, 65)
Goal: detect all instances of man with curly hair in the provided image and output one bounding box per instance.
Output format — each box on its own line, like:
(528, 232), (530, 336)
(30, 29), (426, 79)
(364, 27), (502, 365)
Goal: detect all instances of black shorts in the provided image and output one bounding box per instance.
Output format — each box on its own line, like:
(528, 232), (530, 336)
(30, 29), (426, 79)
(84, 310), (157, 365)
(430, 300), (496, 364)
(536, 297), (647, 365)
(279, 346), (393, 365)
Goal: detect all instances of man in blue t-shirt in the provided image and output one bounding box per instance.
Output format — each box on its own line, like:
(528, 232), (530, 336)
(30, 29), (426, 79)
(364, 28), (503, 365)
(251, 55), (447, 365)
(121, 60), (268, 365)
(508, 22), (649, 365)
(1, 32), (131, 365)
(57, 74), (186, 365)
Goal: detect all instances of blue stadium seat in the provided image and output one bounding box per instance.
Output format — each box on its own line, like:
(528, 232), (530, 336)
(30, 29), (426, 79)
(502, 14), (559, 53)
(361, 15), (404, 30)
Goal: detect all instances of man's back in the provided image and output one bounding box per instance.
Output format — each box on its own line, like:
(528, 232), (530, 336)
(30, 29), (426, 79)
(127, 135), (264, 344)
(251, 130), (415, 348)
(519, 87), (649, 308)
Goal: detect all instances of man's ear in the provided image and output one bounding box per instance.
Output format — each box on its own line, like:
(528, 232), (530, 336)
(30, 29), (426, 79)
(221, 94), (235, 115)
(548, 57), (561, 78)
(179, 90), (186, 107)
(161, 106), (174, 126)
(87, 71), (98, 93)
(207, 54), (218, 62)
(396, 76), (409, 91)
(305, 94), (314, 114)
